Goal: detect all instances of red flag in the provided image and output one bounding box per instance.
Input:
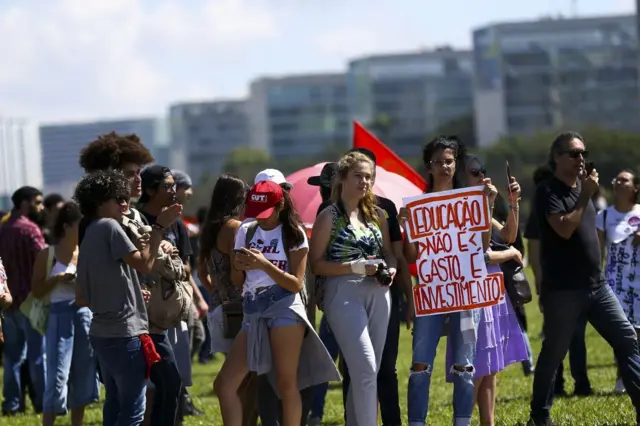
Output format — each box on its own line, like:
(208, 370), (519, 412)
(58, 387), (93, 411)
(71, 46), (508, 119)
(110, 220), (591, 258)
(352, 121), (426, 190)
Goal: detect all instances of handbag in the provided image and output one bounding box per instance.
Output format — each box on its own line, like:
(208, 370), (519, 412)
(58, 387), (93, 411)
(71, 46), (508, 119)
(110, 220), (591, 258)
(221, 301), (244, 339)
(20, 246), (55, 335)
(502, 265), (532, 307)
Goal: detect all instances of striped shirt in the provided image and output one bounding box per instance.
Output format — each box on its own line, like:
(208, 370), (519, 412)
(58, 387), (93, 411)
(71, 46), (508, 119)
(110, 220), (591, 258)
(0, 213), (46, 309)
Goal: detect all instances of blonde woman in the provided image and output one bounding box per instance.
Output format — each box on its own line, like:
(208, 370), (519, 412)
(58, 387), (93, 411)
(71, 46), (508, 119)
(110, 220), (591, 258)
(309, 151), (397, 426)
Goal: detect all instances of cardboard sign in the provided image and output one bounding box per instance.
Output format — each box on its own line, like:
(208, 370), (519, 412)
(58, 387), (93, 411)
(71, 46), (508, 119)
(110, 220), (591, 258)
(403, 186), (505, 316)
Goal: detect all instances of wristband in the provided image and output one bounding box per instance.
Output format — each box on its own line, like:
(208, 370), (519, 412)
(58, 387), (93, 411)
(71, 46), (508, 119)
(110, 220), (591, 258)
(151, 223), (165, 232)
(349, 260), (367, 275)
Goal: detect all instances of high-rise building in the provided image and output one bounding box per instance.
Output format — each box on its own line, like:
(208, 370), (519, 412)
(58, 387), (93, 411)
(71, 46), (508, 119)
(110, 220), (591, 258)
(347, 48), (474, 157)
(169, 100), (250, 185)
(473, 15), (638, 147)
(247, 74), (349, 160)
(39, 118), (166, 198)
(0, 117), (43, 210)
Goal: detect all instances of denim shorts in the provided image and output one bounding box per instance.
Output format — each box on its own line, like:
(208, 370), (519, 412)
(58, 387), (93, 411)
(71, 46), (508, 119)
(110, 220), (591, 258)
(241, 285), (304, 331)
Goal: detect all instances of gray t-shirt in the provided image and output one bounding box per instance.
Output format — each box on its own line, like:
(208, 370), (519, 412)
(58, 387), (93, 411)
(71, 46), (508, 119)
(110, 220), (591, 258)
(77, 218), (149, 338)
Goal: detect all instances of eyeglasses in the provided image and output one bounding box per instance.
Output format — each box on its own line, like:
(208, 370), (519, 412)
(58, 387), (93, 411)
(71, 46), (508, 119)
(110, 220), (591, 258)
(469, 166), (486, 178)
(430, 158), (456, 168)
(560, 149), (588, 159)
(162, 183), (177, 192)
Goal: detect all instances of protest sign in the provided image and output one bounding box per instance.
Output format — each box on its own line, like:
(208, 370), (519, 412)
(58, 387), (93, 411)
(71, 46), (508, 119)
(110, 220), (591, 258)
(403, 186), (505, 316)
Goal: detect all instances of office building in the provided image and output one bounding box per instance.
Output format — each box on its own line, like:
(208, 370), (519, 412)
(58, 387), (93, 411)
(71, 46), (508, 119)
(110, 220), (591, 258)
(169, 100), (250, 185)
(0, 117), (43, 210)
(347, 48), (474, 157)
(473, 15), (638, 147)
(248, 74), (349, 159)
(40, 118), (166, 198)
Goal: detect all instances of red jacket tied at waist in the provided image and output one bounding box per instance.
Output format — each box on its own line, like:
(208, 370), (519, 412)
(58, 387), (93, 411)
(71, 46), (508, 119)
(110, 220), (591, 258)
(139, 334), (161, 379)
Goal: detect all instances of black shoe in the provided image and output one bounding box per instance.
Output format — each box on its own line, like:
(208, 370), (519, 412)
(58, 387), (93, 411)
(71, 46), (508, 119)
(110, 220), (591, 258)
(182, 392), (204, 417)
(2, 410), (22, 417)
(527, 418), (556, 426)
(553, 387), (567, 397)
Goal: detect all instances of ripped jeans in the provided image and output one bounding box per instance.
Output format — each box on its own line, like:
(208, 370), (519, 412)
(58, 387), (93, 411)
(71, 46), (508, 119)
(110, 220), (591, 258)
(408, 312), (476, 426)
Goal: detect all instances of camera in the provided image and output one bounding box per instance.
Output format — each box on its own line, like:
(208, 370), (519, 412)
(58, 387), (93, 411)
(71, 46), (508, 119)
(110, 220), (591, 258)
(375, 262), (393, 286)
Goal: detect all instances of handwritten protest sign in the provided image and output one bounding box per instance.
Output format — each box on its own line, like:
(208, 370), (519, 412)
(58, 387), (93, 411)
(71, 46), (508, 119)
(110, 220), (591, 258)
(403, 186), (505, 316)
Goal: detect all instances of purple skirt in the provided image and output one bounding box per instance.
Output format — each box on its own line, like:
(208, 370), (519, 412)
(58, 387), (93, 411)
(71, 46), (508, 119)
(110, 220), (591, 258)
(446, 267), (528, 380)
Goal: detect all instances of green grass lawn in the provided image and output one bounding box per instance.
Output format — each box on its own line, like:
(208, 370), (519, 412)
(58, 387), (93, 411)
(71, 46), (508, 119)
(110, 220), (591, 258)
(1, 289), (637, 425)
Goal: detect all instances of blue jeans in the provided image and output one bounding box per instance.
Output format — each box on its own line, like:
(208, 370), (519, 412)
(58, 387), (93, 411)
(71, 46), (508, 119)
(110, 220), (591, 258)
(44, 301), (99, 414)
(149, 333), (182, 426)
(530, 285), (640, 423)
(1, 309), (46, 413)
(309, 316), (340, 420)
(408, 312), (476, 426)
(91, 336), (148, 426)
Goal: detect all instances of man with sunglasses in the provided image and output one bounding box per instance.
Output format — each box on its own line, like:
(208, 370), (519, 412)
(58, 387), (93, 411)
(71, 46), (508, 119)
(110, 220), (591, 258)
(528, 132), (640, 426)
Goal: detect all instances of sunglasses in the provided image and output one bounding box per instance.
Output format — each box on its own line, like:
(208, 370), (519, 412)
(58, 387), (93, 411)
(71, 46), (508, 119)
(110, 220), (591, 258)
(560, 149), (588, 159)
(469, 166), (486, 177)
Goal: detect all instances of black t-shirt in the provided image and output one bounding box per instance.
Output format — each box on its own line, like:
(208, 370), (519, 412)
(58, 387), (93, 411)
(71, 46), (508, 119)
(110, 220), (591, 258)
(316, 200), (332, 219)
(535, 177), (603, 291)
(140, 211), (193, 262)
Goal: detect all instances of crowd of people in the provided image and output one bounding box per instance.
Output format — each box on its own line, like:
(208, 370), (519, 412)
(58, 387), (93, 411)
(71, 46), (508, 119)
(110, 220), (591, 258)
(0, 130), (638, 426)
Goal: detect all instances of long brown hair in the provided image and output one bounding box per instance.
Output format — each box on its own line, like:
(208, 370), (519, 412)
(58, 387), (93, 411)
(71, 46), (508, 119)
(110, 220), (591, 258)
(331, 152), (379, 224)
(278, 190), (305, 250)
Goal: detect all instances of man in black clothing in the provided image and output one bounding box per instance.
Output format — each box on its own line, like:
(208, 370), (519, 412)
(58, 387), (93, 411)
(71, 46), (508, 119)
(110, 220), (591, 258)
(339, 148), (413, 426)
(524, 165), (591, 395)
(139, 165), (206, 422)
(528, 132), (640, 426)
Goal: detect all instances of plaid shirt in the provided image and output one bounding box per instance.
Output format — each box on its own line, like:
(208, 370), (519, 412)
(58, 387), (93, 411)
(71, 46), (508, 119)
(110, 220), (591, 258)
(0, 213), (46, 309)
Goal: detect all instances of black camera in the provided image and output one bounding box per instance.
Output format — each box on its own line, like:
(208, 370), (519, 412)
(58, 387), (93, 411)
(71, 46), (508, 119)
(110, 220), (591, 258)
(375, 262), (393, 286)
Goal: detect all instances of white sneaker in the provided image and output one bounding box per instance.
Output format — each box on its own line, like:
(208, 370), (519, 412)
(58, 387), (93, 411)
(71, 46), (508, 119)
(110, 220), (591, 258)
(615, 378), (626, 393)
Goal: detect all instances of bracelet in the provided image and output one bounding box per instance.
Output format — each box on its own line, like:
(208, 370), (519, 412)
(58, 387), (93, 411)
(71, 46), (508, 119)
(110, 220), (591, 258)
(151, 223), (165, 232)
(509, 204), (520, 210)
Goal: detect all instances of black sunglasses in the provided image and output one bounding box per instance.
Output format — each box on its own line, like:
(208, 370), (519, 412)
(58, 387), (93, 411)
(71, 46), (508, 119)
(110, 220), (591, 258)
(560, 149), (588, 159)
(469, 166), (486, 177)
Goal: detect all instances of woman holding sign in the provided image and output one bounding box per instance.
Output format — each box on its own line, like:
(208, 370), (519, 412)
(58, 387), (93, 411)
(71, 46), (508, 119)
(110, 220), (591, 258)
(444, 156), (528, 426)
(309, 151), (397, 426)
(399, 136), (497, 426)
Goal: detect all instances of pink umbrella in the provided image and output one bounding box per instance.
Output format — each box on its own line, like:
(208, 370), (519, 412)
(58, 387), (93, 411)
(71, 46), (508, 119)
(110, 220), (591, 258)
(286, 162), (423, 229)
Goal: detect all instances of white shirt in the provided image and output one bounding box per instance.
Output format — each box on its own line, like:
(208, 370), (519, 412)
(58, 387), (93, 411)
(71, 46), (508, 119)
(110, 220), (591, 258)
(234, 222), (308, 295)
(596, 205), (640, 327)
(49, 260), (77, 303)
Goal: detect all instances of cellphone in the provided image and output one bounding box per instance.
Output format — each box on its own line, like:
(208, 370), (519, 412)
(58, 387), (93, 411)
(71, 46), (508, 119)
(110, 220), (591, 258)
(585, 161), (595, 175)
(506, 160), (512, 182)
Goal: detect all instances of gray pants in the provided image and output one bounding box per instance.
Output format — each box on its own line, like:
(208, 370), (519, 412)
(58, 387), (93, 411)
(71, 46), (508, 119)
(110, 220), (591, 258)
(323, 274), (390, 426)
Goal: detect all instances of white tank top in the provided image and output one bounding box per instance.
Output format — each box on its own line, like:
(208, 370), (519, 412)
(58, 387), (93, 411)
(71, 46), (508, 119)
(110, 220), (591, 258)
(49, 260), (76, 303)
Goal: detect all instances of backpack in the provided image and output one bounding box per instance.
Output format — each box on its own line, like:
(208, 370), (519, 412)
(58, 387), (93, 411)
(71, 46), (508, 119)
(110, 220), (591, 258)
(244, 221), (310, 310)
(122, 209), (193, 332)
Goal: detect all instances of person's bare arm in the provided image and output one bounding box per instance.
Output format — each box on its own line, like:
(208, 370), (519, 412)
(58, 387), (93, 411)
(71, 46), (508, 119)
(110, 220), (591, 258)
(31, 248), (61, 298)
(486, 247), (522, 265)
(122, 228), (164, 273)
(256, 247), (308, 293)
(308, 208), (357, 276)
(546, 191), (592, 240)
(197, 257), (213, 294)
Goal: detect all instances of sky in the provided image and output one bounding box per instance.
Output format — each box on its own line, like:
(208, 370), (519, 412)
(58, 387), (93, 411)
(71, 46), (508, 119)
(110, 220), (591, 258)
(0, 0), (634, 123)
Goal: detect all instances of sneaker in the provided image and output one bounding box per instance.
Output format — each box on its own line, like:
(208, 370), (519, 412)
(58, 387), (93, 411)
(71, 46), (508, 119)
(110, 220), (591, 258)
(308, 417), (322, 426)
(615, 378), (626, 394)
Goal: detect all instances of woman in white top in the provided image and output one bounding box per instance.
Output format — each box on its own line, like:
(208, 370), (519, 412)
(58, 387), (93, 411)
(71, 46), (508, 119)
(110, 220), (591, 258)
(214, 180), (339, 426)
(31, 202), (99, 426)
(597, 169), (640, 394)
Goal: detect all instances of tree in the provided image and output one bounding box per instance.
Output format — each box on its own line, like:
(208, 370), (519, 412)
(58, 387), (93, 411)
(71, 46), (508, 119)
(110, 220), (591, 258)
(222, 147), (272, 184)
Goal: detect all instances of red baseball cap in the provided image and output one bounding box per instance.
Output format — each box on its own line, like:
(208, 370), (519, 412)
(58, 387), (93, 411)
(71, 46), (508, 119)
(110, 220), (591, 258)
(244, 180), (284, 219)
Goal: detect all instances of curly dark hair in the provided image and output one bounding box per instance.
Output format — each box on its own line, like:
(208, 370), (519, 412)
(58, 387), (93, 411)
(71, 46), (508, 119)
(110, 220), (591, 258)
(199, 174), (248, 262)
(79, 131), (155, 172)
(73, 170), (130, 218)
(422, 135), (467, 193)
